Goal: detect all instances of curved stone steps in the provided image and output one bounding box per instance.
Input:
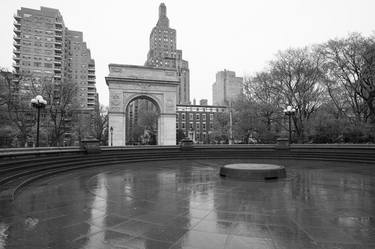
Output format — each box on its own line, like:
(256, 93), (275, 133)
(1, 146), (374, 201)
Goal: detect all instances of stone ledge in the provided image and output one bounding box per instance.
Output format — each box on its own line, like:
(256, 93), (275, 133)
(220, 163), (286, 180)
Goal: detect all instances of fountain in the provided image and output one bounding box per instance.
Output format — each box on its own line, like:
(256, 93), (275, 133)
(220, 163), (286, 180)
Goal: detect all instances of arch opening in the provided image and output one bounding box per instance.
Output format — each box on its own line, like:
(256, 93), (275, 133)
(125, 95), (161, 145)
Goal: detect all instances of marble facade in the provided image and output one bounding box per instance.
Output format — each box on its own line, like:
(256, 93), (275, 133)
(106, 64), (179, 146)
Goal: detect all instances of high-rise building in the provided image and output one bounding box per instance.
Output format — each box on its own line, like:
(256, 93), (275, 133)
(212, 70), (243, 106)
(65, 30), (97, 110)
(12, 7), (98, 110)
(145, 3), (190, 104)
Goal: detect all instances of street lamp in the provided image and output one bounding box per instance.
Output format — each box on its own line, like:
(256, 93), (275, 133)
(228, 101), (233, 145)
(283, 105), (296, 144)
(110, 126), (113, 146)
(31, 95), (47, 147)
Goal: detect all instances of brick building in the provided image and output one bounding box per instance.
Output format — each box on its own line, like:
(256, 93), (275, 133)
(176, 101), (227, 143)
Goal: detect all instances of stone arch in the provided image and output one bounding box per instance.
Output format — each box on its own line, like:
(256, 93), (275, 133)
(106, 64), (179, 146)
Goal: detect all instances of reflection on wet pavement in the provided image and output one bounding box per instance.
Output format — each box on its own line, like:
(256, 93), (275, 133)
(0, 159), (375, 249)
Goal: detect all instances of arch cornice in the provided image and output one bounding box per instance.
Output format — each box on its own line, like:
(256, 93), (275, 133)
(105, 77), (179, 86)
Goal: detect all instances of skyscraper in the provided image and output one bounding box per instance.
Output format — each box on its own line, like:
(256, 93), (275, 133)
(212, 70), (243, 106)
(12, 7), (98, 110)
(145, 3), (190, 104)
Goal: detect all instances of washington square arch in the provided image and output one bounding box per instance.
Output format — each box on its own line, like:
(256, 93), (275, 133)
(106, 64), (179, 146)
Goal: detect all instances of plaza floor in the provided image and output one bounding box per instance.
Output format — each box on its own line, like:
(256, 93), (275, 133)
(0, 158), (375, 249)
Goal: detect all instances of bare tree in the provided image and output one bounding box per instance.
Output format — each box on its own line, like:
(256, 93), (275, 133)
(212, 112), (230, 143)
(93, 105), (108, 145)
(0, 69), (36, 146)
(320, 33), (375, 123)
(41, 78), (77, 146)
(244, 72), (284, 132)
(359, 43), (375, 123)
(269, 48), (326, 142)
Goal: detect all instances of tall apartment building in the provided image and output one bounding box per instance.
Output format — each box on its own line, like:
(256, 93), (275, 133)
(212, 70), (243, 106)
(65, 30), (97, 110)
(12, 7), (98, 110)
(145, 3), (190, 104)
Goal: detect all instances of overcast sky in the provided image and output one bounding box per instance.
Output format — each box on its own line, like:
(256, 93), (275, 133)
(1, 0), (375, 106)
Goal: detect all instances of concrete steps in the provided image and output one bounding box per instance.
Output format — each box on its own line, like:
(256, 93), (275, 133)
(0, 145), (374, 201)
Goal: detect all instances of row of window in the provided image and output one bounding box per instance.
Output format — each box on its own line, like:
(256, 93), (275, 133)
(21, 40), (56, 48)
(157, 29), (175, 34)
(22, 14), (59, 23)
(21, 55), (54, 62)
(177, 107), (226, 112)
(20, 47), (54, 55)
(21, 34), (56, 42)
(19, 69), (55, 75)
(154, 37), (174, 42)
(153, 42), (174, 48)
(176, 122), (213, 130)
(177, 113), (214, 121)
(22, 22), (56, 30)
(21, 61), (53, 68)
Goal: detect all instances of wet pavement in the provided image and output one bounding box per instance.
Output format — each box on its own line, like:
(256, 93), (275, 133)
(0, 158), (375, 249)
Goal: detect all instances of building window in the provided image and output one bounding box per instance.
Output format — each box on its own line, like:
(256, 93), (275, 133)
(196, 123), (200, 130)
(181, 113), (185, 120)
(196, 114), (200, 120)
(34, 42), (43, 47)
(210, 114), (214, 120)
(176, 123), (179, 129)
(210, 122), (213, 129)
(202, 123), (206, 130)
(176, 113), (179, 120)
(189, 113), (193, 120)
(189, 122), (193, 129)
(202, 114), (206, 120)
(182, 123), (185, 129)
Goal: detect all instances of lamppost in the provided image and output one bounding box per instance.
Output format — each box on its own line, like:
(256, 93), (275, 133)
(110, 126), (113, 146)
(229, 103), (233, 145)
(283, 105), (296, 144)
(31, 95), (47, 147)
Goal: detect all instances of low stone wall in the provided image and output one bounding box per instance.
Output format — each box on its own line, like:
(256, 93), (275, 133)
(0, 144), (374, 163)
(0, 146), (82, 160)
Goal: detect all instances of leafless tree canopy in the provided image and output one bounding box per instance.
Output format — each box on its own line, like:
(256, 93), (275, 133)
(237, 33), (375, 143)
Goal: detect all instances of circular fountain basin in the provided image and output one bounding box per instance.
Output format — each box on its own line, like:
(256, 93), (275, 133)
(220, 163), (286, 180)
